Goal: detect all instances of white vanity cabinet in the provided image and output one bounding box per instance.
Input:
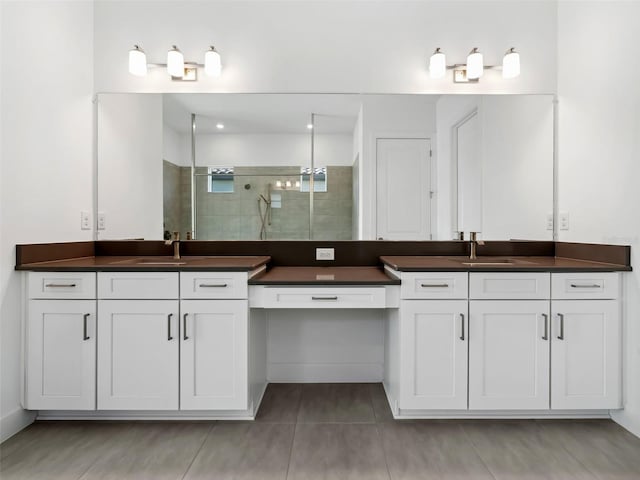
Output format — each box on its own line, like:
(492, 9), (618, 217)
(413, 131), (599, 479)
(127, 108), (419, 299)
(25, 273), (97, 410)
(551, 273), (621, 410)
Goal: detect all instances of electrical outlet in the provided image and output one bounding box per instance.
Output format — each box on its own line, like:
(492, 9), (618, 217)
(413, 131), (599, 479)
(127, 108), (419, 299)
(546, 214), (554, 231)
(559, 212), (569, 230)
(97, 212), (106, 230)
(316, 248), (335, 261)
(80, 211), (91, 230)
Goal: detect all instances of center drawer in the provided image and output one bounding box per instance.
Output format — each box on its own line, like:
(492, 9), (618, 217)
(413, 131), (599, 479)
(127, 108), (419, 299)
(261, 287), (387, 309)
(180, 272), (248, 299)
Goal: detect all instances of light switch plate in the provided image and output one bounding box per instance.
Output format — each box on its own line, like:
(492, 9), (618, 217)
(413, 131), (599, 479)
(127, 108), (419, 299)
(559, 212), (569, 230)
(80, 211), (91, 230)
(316, 248), (335, 261)
(546, 214), (554, 231)
(97, 212), (106, 230)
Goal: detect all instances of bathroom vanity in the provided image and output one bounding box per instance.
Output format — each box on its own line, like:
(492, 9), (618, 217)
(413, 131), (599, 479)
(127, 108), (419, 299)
(16, 240), (631, 421)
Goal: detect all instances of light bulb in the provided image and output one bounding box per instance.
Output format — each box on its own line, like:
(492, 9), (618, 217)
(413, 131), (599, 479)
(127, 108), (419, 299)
(295, 180), (301, 188)
(429, 48), (446, 79)
(204, 46), (222, 77)
(285, 180), (292, 188)
(276, 180), (282, 188)
(167, 45), (184, 77)
(466, 48), (484, 79)
(128, 45), (147, 76)
(502, 48), (520, 79)
(307, 124), (313, 129)
(216, 123), (224, 129)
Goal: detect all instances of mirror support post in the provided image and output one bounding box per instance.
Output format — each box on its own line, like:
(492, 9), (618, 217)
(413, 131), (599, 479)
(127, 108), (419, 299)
(552, 95), (559, 242)
(191, 113), (197, 240)
(309, 113), (315, 240)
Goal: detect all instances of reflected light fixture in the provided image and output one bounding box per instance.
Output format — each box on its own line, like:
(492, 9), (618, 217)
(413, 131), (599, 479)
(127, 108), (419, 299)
(167, 45), (184, 77)
(128, 45), (147, 76)
(502, 47), (520, 79)
(466, 48), (484, 79)
(307, 124), (313, 130)
(204, 46), (222, 77)
(216, 123), (225, 129)
(429, 48), (446, 78)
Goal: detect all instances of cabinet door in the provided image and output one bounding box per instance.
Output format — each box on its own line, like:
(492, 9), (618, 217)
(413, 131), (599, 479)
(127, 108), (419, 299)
(26, 300), (96, 410)
(400, 300), (468, 410)
(180, 300), (248, 410)
(98, 300), (179, 410)
(469, 300), (550, 410)
(551, 300), (620, 409)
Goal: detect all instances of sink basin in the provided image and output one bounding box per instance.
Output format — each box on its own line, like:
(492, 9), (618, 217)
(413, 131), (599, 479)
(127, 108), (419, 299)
(108, 257), (186, 266)
(452, 257), (535, 267)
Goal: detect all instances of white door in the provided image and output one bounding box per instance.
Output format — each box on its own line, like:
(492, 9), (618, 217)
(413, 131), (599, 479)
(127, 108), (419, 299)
(551, 300), (621, 409)
(180, 300), (248, 410)
(376, 138), (431, 240)
(455, 111), (482, 233)
(98, 300), (179, 410)
(469, 300), (550, 410)
(26, 300), (96, 410)
(400, 300), (468, 410)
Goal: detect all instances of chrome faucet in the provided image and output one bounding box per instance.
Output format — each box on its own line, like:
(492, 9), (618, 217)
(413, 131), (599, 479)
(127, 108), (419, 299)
(165, 231), (180, 260)
(469, 232), (485, 260)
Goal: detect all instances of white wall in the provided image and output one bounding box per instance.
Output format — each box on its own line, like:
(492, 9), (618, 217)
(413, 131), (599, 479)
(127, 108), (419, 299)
(195, 133), (352, 167)
(94, 0), (557, 94)
(557, 0), (640, 437)
(163, 124), (190, 167)
(97, 94), (163, 240)
(0, 0), (94, 442)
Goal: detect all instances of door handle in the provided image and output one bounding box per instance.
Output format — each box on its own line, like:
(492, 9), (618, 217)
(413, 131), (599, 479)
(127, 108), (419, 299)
(183, 313), (189, 340)
(557, 313), (564, 340)
(421, 283), (449, 288)
(570, 283), (601, 288)
(541, 313), (548, 340)
(198, 283), (228, 288)
(167, 313), (174, 341)
(459, 313), (465, 341)
(83, 313), (90, 340)
(45, 283), (77, 288)
(312, 296), (338, 301)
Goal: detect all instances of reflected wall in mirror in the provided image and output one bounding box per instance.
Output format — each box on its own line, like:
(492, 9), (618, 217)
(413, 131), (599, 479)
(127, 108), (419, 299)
(96, 93), (553, 242)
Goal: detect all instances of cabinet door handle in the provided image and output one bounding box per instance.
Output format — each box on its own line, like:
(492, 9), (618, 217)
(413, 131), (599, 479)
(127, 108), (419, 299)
(420, 283), (449, 288)
(183, 313), (189, 340)
(459, 313), (465, 341)
(312, 296), (338, 301)
(570, 283), (601, 288)
(541, 313), (548, 340)
(83, 313), (90, 340)
(557, 313), (564, 340)
(45, 283), (77, 288)
(199, 283), (228, 288)
(167, 313), (174, 341)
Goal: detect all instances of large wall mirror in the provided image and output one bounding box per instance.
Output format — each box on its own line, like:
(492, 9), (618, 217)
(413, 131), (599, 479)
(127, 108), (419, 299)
(97, 93), (554, 241)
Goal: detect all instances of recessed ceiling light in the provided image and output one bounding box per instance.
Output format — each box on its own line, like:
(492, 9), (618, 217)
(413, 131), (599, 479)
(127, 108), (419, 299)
(216, 123), (225, 129)
(307, 124), (313, 129)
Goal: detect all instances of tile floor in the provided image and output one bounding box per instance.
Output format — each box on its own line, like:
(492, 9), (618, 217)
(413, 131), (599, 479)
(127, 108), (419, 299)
(1, 383), (640, 479)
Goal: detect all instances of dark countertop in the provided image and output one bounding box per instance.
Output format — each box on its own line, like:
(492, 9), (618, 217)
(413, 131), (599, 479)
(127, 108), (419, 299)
(15, 255), (272, 272)
(380, 255), (632, 272)
(249, 266), (400, 285)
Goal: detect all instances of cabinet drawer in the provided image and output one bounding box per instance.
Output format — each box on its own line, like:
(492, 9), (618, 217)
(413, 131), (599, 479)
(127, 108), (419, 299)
(552, 273), (619, 300)
(261, 287), (386, 309)
(28, 272), (96, 299)
(470, 272), (550, 300)
(98, 272), (179, 299)
(400, 272), (468, 299)
(180, 272), (248, 299)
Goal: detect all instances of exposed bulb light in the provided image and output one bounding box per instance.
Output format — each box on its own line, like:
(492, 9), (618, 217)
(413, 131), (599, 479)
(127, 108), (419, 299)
(167, 45), (184, 77)
(204, 46), (222, 77)
(128, 45), (147, 76)
(285, 180), (292, 188)
(295, 180), (301, 188)
(466, 47), (484, 79)
(307, 124), (313, 130)
(216, 123), (225, 129)
(502, 47), (520, 79)
(429, 48), (446, 79)
(276, 180), (282, 188)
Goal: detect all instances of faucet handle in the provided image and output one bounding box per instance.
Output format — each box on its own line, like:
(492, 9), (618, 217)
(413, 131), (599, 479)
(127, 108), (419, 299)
(173, 231), (180, 241)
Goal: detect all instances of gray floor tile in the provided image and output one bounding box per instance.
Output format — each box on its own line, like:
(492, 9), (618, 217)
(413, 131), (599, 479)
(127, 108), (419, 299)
(297, 383), (376, 423)
(462, 420), (598, 480)
(183, 422), (294, 480)
(0, 421), (129, 480)
(369, 383), (394, 423)
(255, 383), (302, 423)
(380, 421), (494, 479)
(79, 422), (212, 480)
(536, 419), (640, 480)
(288, 423), (390, 480)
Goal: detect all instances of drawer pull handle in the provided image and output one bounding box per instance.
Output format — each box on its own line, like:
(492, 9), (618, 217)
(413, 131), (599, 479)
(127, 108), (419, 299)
(459, 313), (465, 341)
(167, 314), (174, 341)
(83, 313), (90, 340)
(557, 313), (564, 340)
(421, 283), (449, 288)
(45, 283), (77, 288)
(183, 313), (189, 340)
(570, 283), (601, 288)
(312, 296), (338, 301)
(199, 283), (228, 288)
(541, 313), (548, 340)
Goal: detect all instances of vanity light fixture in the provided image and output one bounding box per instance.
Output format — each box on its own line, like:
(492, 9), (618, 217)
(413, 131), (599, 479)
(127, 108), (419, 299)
(430, 46), (520, 83)
(127, 44), (223, 80)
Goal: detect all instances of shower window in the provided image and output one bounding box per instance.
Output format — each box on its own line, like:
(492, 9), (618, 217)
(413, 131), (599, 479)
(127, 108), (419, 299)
(300, 167), (327, 192)
(208, 167), (234, 193)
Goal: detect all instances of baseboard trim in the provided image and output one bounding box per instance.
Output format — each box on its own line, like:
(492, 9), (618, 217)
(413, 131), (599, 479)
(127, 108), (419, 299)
(1, 408), (36, 443)
(37, 409), (255, 421)
(392, 410), (611, 420)
(611, 410), (640, 438)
